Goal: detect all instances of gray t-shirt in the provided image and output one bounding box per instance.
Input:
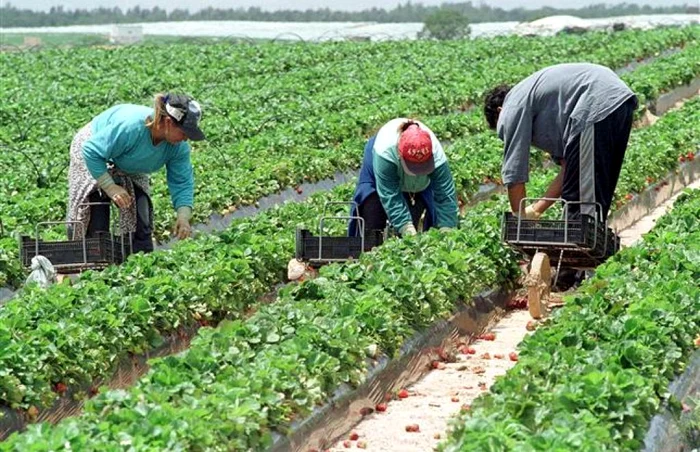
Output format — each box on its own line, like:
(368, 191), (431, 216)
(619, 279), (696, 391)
(498, 63), (635, 186)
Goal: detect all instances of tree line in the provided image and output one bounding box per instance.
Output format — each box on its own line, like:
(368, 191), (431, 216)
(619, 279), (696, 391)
(1, 2), (695, 28)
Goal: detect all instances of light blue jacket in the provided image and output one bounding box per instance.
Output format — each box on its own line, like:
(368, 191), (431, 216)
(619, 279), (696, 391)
(82, 104), (194, 210)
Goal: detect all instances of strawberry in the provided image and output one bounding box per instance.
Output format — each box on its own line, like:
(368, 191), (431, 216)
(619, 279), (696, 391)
(343, 440), (352, 448)
(509, 352), (519, 362)
(375, 402), (387, 412)
(397, 389), (409, 399)
(405, 424), (420, 432)
(357, 441), (367, 449)
(349, 432), (359, 441)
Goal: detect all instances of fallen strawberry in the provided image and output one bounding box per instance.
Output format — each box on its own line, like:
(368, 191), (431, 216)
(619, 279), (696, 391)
(397, 389), (409, 399)
(349, 432), (359, 441)
(472, 366), (486, 375)
(375, 402), (387, 412)
(509, 352), (519, 362)
(405, 424), (420, 432)
(479, 332), (496, 341)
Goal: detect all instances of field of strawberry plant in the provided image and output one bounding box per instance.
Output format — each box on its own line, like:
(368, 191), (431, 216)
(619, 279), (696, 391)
(441, 188), (700, 451)
(0, 26), (698, 290)
(1, 79), (697, 448)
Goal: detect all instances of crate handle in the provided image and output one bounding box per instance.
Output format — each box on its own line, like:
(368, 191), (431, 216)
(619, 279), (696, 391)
(322, 201), (360, 218)
(318, 215), (365, 262)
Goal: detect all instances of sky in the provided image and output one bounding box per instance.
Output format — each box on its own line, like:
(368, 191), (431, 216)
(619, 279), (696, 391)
(3, 0), (691, 13)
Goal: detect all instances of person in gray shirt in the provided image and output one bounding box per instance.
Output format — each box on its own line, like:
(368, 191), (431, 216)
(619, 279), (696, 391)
(484, 63), (638, 221)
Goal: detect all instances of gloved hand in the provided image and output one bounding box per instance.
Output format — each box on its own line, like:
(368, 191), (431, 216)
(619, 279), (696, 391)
(399, 223), (417, 237)
(173, 206), (192, 240)
(522, 205), (541, 220)
(102, 184), (132, 209)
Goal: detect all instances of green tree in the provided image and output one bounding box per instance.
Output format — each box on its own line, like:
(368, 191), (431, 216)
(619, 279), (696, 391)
(419, 9), (471, 40)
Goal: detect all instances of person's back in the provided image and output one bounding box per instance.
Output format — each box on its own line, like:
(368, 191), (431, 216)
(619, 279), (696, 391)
(498, 63), (635, 162)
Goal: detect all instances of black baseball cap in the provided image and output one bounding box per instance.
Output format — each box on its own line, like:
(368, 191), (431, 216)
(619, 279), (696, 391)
(164, 93), (206, 141)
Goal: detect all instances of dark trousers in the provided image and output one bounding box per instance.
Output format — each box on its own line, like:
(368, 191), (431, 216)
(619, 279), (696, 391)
(87, 186), (154, 253)
(358, 191), (427, 234)
(562, 96), (637, 220)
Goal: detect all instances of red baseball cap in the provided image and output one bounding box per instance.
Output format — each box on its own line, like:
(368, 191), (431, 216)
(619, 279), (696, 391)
(398, 124), (435, 176)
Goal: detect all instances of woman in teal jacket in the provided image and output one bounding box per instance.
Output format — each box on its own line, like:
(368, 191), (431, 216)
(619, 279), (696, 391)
(349, 118), (458, 237)
(67, 93), (205, 253)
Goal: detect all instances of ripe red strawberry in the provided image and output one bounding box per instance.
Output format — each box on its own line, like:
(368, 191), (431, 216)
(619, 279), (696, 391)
(509, 352), (519, 362)
(397, 389), (409, 399)
(349, 432), (359, 441)
(357, 441), (367, 449)
(405, 424), (420, 432)
(376, 402), (387, 412)
(343, 440), (352, 448)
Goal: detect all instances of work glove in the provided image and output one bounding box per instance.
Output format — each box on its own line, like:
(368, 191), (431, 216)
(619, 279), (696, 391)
(173, 206), (192, 240)
(522, 205), (541, 220)
(97, 173), (132, 209)
(399, 223), (417, 237)
(102, 184), (132, 209)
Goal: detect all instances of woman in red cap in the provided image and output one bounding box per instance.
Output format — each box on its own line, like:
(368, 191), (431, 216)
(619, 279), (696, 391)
(349, 118), (459, 237)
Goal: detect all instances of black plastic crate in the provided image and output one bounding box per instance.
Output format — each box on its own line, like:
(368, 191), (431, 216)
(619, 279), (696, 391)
(20, 232), (132, 270)
(501, 212), (619, 268)
(295, 228), (385, 263)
